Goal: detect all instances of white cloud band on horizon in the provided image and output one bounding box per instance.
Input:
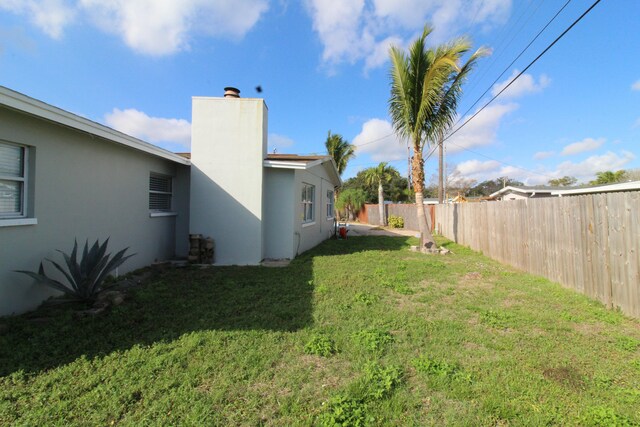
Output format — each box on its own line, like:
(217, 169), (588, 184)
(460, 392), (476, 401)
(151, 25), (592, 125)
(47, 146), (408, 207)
(104, 108), (191, 149)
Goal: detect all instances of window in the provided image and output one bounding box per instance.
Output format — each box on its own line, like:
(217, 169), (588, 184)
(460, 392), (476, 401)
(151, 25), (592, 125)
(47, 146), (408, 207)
(0, 142), (27, 218)
(301, 183), (315, 223)
(326, 189), (334, 219)
(149, 173), (172, 212)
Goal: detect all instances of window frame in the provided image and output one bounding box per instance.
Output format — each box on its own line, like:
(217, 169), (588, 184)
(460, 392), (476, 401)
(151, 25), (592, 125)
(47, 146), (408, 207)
(301, 182), (315, 224)
(149, 172), (173, 215)
(326, 189), (334, 219)
(0, 141), (28, 220)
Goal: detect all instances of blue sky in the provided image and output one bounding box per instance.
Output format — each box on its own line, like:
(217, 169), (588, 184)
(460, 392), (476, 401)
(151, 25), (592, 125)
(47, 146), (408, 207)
(1, 0), (638, 185)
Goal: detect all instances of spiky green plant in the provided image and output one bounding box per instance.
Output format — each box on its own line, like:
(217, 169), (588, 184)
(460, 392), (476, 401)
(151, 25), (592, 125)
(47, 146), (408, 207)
(16, 238), (135, 302)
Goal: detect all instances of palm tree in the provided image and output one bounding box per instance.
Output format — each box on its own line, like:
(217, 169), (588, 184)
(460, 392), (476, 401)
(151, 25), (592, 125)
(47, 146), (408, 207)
(589, 170), (627, 185)
(325, 131), (355, 176)
(389, 25), (485, 251)
(363, 162), (396, 226)
(336, 188), (366, 221)
(325, 131), (355, 219)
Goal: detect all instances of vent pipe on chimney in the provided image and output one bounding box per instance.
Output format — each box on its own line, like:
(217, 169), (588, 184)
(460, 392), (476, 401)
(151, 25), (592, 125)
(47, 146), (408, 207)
(224, 87), (240, 98)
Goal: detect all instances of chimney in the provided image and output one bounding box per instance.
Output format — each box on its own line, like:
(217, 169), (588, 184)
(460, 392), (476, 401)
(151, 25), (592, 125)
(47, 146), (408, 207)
(224, 87), (240, 98)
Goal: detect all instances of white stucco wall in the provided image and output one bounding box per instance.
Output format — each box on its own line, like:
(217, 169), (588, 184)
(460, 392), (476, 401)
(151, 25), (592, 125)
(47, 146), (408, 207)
(0, 107), (190, 316)
(190, 96), (267, 265)
(263, 168), (295, 260)
(294, 164), (337, 255)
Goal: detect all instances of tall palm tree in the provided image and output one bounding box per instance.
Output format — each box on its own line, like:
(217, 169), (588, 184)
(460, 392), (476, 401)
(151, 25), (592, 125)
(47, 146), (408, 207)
(389, 25), (486, 250)
(363, 162), (396, 226)
(325, 131), (355, 219)
(325, 131), (355, 176)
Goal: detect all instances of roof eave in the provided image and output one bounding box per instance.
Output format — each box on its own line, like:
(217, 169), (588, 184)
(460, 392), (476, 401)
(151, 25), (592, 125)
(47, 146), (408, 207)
(0, 86), (190, 166)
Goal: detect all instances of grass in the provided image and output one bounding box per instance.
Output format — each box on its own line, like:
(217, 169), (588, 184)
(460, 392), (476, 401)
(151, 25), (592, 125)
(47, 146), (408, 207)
(1, 236), (640, 425)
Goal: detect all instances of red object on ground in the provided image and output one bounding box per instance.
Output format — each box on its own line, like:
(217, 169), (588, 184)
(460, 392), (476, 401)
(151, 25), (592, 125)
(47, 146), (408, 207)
(339, 226), (347, 239)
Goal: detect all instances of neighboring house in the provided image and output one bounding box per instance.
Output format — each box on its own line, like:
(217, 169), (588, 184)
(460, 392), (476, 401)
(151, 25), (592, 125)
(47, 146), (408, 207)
(490, 182), (640, 201)
(0, 86), (341, 315)
(489, 186), (562, 201)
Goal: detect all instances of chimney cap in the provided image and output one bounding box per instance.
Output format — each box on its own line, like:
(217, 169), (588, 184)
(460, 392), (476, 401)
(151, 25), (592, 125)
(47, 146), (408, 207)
(224, 87), (240, 98)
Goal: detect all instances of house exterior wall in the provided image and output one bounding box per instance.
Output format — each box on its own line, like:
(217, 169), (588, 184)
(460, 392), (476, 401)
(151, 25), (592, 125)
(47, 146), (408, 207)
(0, 107), (189, 316)
(190, 96), (267, 265)
(263, 168), (295, 260)
(294, 164), (337, 255)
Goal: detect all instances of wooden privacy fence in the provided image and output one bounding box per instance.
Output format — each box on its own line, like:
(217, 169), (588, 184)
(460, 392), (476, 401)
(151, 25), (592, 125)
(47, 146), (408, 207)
(434, 192), (640, 317)
(360, 203), (435, 231)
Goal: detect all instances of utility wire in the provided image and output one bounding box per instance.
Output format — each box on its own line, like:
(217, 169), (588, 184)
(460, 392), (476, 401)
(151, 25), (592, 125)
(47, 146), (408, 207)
(455, 0), (572, 126)
(445, 0), (602, 143)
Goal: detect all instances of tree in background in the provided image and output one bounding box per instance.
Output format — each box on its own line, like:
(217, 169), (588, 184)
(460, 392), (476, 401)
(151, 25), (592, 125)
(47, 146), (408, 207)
(389, 25), (486, 250)
(342, 167), (410, 204)
(325, 131), (355, 218)
(325, 131), (355, 176)
(336, 188), (366, 221)
(548, 176), (577, 187)
(467, 177), (524, 197)
(428, 164), (477, 199)
(363, 162), (396, 225)
(590, 170), (627, 185)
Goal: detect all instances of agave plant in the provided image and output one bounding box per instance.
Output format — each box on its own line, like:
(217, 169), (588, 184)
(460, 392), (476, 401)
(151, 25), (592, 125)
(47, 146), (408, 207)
(16, 238), (135, 302)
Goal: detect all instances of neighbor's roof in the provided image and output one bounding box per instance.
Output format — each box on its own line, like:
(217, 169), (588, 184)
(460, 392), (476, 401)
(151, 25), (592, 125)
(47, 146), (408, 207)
(552, 180), (640, 196)
(489, 185), (562, 199)
(0, 85), (189, 165)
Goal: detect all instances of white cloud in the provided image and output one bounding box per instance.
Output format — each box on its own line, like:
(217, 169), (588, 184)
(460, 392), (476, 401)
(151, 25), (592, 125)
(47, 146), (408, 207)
(553, 151), (635, 181)
(455, 159), (500, 177)
(0, 0), (76, 39)
(491, 70), (550, 99)
(306, 0), (511, 71)
(560, 137), (605, 156)
(104, 108), (191, 148)
(352, 118), (407, 162)
(446, 102), (518, 153)
(269, 133), (295, 152)
(533, 151), (554, 160)
(632, 80), (640, 91)
(1, 0), (268, 55)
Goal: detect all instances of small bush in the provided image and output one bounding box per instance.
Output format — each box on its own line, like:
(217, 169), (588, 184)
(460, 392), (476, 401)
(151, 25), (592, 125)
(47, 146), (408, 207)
(353, 329), (393, 353)
(318, 394), (367, 426)
(387, 215), (404, 228)
(304, 334), (337, 357)
(360, 362), (403, 400)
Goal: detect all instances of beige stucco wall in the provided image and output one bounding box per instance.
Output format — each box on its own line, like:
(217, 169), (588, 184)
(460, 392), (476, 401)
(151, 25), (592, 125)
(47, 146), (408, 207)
(0, 107), (189, 316)
(189, 96), (268, 265)
(294, 164), (337, 255)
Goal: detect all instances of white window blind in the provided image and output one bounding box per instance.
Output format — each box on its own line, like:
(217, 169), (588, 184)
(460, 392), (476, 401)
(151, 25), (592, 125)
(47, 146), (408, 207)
(0, 142), (26, 218)
(326, 190), (334, 219)
(149, 173), (172, 211)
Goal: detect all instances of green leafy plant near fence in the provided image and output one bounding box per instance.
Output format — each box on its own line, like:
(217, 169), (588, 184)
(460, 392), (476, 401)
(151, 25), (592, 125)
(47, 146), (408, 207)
(387, 215), (404, 228)
(16, 238), (134, 303)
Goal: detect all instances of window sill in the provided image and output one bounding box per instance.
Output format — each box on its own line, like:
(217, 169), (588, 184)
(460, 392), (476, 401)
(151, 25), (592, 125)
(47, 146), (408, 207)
(0, 218), (38, 227)
(302, 221), (316, 228)
(149, 212), (178, 218)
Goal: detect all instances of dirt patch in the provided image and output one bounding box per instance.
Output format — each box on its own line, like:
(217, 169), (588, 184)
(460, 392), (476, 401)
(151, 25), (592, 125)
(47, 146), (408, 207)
(542, 366), (584, 389)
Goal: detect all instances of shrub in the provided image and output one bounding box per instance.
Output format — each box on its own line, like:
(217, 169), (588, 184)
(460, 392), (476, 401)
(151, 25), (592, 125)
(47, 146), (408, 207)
(353, 329), (393, 353)
(304, 334), (337, 357)
(387, 215), (404, 228)
(16, 238), (134, 303)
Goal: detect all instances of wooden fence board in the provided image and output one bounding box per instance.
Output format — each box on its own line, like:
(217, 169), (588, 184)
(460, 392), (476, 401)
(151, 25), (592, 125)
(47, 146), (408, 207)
(434, 191), (640, 318)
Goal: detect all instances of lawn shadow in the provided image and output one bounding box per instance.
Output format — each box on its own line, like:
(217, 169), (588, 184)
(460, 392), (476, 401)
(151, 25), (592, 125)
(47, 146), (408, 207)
(0, 236), (411, 377)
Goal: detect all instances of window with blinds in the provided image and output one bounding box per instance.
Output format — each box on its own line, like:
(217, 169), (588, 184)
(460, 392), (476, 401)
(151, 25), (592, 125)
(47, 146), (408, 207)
(301, 183), (314, 223)
(0, 142), (26, 218)
(149, 173), (172, 212)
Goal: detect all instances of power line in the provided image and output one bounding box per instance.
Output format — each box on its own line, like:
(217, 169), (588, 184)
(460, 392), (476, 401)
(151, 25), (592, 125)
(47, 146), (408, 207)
(445, 0), (602, 143)
(456, 0), (573, 127)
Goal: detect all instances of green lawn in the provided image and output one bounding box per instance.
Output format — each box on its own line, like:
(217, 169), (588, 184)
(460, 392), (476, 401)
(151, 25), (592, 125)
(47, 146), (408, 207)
(1, 236), (639, 426)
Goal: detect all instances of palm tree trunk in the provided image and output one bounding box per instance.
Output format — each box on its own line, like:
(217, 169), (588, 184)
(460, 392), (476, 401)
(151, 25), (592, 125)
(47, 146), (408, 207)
(378, 183), (385, 226)
(412, 144), (436, 251)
